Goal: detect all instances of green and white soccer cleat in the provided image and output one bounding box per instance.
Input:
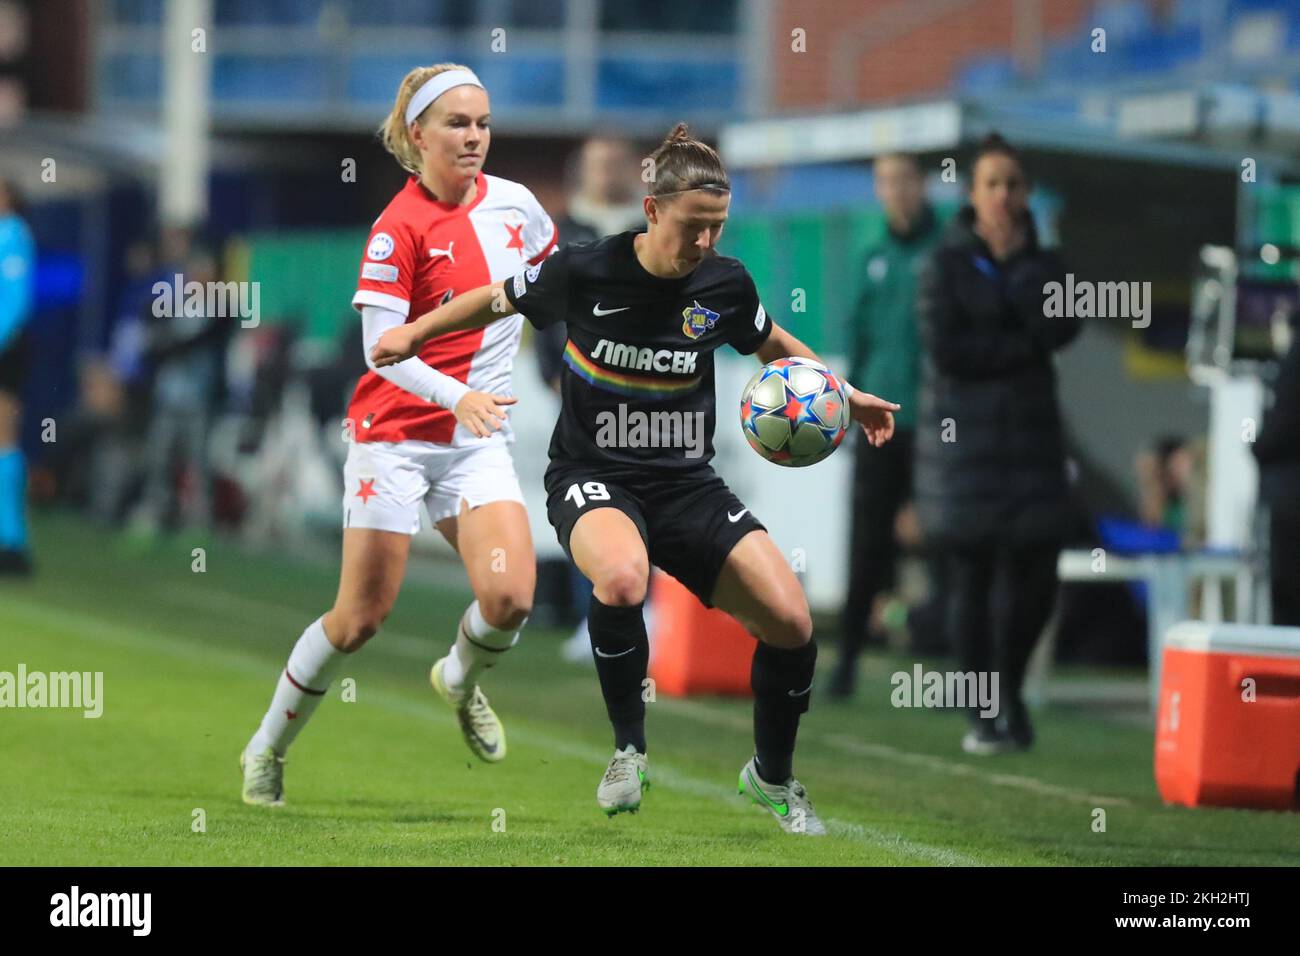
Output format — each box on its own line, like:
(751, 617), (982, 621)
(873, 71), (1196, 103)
(596, 744), (649, 816)
(738, 757), (827, 836)
(430, 655), (506, 763)
(240, 746), (286, 807)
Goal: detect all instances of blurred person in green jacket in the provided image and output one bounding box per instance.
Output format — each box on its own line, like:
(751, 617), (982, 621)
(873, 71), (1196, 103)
(828, 154), (943, 698)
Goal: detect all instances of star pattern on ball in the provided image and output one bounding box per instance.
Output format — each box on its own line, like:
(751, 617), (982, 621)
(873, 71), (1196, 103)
(780, 391), (812, 423)
(740, 359), (849, 467)
(775, 362), (824, 393)
(753, 370), (823, 432)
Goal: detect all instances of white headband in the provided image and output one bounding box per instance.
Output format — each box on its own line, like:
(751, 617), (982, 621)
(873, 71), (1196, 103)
(405, 69), (485, 126)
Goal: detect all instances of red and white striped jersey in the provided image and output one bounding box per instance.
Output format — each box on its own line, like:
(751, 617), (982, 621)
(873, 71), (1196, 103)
(348, 171), (557, 445)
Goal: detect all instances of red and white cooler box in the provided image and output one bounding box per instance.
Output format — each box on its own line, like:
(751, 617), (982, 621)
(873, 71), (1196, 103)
(1155, 622), (1300, 810)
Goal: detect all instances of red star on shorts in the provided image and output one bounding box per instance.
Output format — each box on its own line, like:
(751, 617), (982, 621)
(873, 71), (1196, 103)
(356, 478), (377, 505)
(504, 222), (525, 257)
(285, 709), (298, 720)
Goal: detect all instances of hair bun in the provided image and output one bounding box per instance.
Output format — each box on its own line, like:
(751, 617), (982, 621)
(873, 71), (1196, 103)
(665, 122), (692, 146)
(647, 122), (730, 200)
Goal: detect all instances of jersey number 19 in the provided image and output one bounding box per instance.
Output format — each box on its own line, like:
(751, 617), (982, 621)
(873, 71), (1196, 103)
(564, 481), (611, 509)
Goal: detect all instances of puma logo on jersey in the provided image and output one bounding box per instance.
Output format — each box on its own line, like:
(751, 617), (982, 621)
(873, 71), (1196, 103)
(591, 338), (698, 375)
(428, 242), (455, 263)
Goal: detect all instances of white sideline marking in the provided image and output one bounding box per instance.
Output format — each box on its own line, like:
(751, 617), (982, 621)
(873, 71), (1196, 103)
(501, 726), (983, 866)
(161, 583), (1149, 799)
(19, 591), (1130, 811)
(824, 736), (1132, 807)
(652, 697), (1131, 807)
(6, 596), (983, 864)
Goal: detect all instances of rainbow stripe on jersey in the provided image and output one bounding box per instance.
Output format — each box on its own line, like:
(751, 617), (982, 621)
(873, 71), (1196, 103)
(563, 340), (702, 400)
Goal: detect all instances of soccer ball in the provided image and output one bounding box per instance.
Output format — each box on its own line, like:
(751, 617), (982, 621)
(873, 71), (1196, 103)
(739, 357), (850, 467)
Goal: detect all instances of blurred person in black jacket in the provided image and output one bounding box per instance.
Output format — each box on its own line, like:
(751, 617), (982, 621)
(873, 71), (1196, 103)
(914, 134), (1081, 754)
(534, 138), (645, 392)
(1253, 334), (1300, 626)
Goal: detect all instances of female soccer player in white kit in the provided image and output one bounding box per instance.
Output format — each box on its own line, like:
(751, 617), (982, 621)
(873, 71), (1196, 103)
(240, 64), (557, 806)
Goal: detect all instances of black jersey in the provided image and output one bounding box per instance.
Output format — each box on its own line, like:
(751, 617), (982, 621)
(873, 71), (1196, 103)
(504, 231), (772, 470)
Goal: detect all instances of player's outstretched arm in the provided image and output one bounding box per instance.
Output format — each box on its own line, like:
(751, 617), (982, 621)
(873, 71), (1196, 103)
(370, 280), (517, 367)
(757, 320), (900, 448)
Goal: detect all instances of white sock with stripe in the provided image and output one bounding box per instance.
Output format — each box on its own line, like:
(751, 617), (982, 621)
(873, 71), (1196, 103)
(248, 616), (345, 757)
(441, 600), (521, 693)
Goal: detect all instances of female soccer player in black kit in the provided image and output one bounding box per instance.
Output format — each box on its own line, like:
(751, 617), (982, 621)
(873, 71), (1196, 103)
(373, 124), (898, 835)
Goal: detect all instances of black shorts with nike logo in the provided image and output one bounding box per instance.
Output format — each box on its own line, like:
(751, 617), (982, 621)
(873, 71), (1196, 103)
(544, 458), (766, 608)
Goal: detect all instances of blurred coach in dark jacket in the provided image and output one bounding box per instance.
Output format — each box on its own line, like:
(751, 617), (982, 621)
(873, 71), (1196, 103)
(1253, 335), (1300, 626)
(914, 133), (1081, 755)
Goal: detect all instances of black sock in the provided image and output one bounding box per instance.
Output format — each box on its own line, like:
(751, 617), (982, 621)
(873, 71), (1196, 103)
(751, 640), (817, 784)
(588, 595), (649, 754)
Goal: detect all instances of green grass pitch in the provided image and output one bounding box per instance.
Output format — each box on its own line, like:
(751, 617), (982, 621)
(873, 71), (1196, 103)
(2, 512), (1298, 866)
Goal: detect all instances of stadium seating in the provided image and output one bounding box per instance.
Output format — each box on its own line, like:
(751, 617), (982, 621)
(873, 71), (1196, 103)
(956, 0), (1300, 102)
(96, 1), (741, 123)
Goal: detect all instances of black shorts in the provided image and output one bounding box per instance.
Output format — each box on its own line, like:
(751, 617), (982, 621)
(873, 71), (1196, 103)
(545, 460), (766, 608)
(0, 332), (26, 398)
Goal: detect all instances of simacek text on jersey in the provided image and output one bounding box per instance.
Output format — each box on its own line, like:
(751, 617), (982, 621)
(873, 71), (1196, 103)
(594, 405), (707, 459)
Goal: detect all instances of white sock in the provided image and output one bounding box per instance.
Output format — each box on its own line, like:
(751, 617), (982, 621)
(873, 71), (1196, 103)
(442, 600), (522, 693)
(248, 616), (345, 757)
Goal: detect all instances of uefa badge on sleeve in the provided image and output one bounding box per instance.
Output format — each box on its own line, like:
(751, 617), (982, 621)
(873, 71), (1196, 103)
(513, 262), (542, 300)
(367, 232), (395, 261)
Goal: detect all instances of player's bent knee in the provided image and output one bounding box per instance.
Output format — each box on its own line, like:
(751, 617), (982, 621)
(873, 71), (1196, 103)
(329, 604), (391, 652)
(477, 590), (533, 631)
(760, 604), (813, 649)
(593, 563), (648, 607)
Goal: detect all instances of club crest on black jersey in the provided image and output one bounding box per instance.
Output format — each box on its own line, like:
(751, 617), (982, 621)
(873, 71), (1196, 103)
(681, 300), (721, 339)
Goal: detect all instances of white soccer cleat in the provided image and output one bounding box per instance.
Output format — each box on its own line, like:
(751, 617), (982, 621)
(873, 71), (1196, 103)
(430, 656), (506, 763)
(596, 744), (649, 816)
(240, 746), (286, 807)
(738, 757), (827, 836)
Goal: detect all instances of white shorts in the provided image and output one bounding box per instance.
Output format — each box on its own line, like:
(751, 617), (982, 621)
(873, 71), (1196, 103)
(342, 438), (526, 534)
